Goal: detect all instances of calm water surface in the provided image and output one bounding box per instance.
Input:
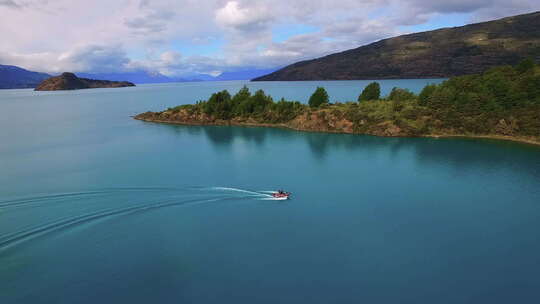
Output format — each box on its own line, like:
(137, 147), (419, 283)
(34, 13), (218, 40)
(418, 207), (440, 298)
(1, 80), (540, 304)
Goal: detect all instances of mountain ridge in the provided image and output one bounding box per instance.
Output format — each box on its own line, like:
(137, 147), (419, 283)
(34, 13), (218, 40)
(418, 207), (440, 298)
(1, 66), (278, 89)
(253, 11), (540, 81)
(0, 64), (51, 89)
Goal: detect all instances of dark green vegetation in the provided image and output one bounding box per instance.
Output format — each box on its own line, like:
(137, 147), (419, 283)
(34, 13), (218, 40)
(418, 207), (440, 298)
(167, 86), (306, 123)
(309, 87), (329, 108)
(253, 11), (540, 81)
(359, 82), (381, 101)
(412, 61), (540, 138)
(136, 61), (540, 144)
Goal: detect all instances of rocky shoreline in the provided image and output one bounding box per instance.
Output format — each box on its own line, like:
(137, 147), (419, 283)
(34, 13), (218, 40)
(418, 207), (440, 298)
(134, 109), (540, 147)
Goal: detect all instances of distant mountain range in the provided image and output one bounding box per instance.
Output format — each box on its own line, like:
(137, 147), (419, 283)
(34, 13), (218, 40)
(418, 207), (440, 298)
(253, 11), (540, 81)
(0, 65), (51, 89)
(0, 65), (278, 89)
(78, 68), (277, 83)
(76, 71), (197, 84)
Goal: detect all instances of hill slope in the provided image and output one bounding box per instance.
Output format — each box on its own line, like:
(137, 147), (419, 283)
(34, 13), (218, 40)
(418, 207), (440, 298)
(253, 11), (540, 81)
(213, 68), (279, 81)
(0, 65), (51, 89)
(35, 72), (135, 91)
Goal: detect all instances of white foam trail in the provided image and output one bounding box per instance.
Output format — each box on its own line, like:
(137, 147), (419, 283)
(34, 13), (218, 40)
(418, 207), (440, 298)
(210, 187), (270, 197)
(0, 196), (229, 253)
(258, 191), (278, 194)
(258, 197), (287, 201)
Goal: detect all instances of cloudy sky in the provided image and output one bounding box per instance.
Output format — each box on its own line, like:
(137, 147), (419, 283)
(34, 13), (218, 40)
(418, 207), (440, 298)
(1, 0), (539, 76)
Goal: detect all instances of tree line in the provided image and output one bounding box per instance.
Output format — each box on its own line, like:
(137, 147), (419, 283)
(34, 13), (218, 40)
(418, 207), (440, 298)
(168, 59), (539, 138)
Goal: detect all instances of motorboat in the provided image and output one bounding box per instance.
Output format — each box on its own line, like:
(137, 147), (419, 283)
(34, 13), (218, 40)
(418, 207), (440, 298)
(272, 190), (291, 200)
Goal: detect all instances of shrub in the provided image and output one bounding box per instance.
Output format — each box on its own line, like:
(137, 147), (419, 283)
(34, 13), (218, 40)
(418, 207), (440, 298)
(387, 87), (416, 101)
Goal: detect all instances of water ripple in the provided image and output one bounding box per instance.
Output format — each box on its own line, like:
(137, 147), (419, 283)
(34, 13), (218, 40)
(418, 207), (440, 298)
(0, 186), (278, 255)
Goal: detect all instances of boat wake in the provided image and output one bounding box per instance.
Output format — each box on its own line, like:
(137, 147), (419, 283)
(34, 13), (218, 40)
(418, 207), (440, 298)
(208, 187), (284, 200)
(0, 186), (286, 255)
(0, 187), (186, 209)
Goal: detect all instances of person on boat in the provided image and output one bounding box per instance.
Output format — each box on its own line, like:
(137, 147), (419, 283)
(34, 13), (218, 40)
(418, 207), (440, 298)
(272, 190), (290, 199)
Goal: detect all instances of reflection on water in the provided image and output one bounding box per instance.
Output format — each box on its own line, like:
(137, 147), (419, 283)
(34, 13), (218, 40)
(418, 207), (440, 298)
(203, 125), (268, 149)
(160, 123), (540, 179)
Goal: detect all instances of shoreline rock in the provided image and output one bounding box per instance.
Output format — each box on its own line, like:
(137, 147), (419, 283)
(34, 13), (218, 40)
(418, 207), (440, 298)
(133, 110), (540, 147)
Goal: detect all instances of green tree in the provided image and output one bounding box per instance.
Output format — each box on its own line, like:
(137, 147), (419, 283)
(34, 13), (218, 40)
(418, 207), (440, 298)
(236, 99), (254, 116)
(251, 89), (273, 113)
(308, 87), (329, 108)
(203, 90), (232, 118)
(387, 87), (416, 101)
(232, 86), (251, 103)
(418, 84), (438, 105)
(359, 82), (380, 101)
(517, 58), (535, 74)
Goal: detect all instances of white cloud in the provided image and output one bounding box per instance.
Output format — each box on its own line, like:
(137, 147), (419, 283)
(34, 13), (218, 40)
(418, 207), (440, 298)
(0, 0), (539, 75)
(216, 1), (274, 32)
(0, 45), (130, 74)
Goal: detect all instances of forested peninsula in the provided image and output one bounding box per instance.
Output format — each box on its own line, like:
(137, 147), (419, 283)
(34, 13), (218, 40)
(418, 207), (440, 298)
(135, 61), (540, 146)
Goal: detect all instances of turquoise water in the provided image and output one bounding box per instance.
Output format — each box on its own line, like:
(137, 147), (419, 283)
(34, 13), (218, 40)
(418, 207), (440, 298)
(1, 80), (540, 304)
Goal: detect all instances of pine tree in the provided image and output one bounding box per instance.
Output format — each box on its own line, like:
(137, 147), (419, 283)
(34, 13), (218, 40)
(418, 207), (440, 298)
(358, 82), (381, 101)
(308, 87), (329, 108)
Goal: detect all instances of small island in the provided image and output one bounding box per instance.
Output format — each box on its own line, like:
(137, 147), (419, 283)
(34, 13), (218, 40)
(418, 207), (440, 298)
(135, 60), (540, 146)
(35, 72), (135, 91)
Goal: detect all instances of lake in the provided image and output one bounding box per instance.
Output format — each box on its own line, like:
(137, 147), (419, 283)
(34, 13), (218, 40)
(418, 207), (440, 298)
(1, 80), (540, 304)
